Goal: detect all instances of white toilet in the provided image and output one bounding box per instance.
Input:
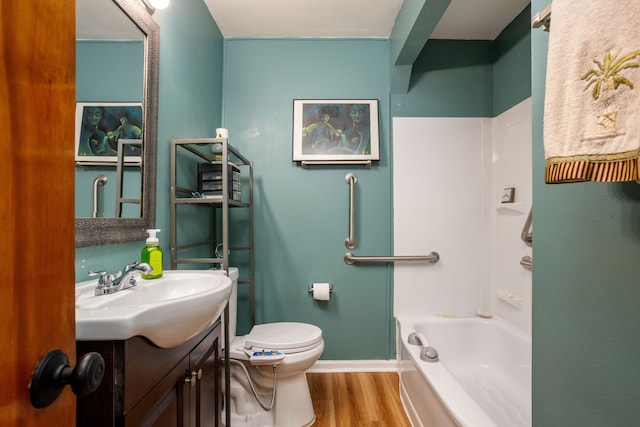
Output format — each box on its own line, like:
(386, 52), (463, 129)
(222, 268), (324, 427)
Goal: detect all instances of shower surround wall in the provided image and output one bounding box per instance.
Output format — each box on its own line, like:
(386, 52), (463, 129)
(393, 98), (532, 332)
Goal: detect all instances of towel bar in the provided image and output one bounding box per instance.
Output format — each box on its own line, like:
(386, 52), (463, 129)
(532, 3), (551, 31)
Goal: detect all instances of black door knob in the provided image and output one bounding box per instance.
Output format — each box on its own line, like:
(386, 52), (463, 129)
(29, 349), (105, 409)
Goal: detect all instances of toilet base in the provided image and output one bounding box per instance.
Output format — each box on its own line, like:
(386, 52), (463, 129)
(223, 369), (316, 427)
(273, 373), (316, 427)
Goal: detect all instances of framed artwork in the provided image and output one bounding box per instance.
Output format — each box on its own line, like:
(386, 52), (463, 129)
(292, 99), (380, 162)
(75, 102), (143, 163)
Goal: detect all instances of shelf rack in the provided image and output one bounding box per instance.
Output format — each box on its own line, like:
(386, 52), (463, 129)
(170, 137), (255, 427)
(169, 137), (255, 325)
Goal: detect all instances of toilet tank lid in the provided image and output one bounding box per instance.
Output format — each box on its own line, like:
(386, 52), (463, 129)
(211, 267), (239, 281)
(244, 322), (323, 351)
(227, 267), (239, 281)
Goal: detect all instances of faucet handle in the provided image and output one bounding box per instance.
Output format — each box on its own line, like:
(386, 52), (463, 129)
(89, 270), (114, 287)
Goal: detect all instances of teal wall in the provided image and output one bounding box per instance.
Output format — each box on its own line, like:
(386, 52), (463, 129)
(221, 39), (394, 360)
(493, 4), (531, 115)
(392, 39), (494, 117)
(76, 41), (143, 103)
(531, 0), (640, 424)
(392, 5), (531, 118)
(75, 0), (224, 279)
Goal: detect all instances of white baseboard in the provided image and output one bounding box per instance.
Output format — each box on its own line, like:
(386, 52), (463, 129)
(308, 359), (398, 373)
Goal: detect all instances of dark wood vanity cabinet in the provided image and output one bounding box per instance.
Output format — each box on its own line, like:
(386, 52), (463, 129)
(77, 320), (221, 427)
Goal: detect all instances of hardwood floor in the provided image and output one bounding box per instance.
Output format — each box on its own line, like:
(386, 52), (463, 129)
(307, 372), (412, 427)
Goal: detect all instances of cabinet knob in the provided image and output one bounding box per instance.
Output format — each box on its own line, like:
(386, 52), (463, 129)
(184, 369), (203, 386)
(29, 350), (105, 408)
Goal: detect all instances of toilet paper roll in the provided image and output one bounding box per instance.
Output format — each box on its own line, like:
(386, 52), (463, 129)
(312, 283), (331, 301)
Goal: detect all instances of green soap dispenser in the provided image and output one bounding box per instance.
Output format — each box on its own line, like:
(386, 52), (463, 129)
(141, 229), (163, 279)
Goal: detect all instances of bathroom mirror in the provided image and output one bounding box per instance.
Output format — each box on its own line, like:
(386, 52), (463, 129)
(75, 0), (158, 247)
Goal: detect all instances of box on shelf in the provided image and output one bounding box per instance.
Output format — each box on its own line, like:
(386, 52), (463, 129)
(198, 162), (242, 201)
(198, 161), (240, 182)
(200, 180), (241, 192)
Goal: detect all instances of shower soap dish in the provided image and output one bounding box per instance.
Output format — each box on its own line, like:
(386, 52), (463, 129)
(497, 290), (523, 310)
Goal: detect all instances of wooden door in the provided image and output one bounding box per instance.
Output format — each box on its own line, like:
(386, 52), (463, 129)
(0, 0), (76, 425)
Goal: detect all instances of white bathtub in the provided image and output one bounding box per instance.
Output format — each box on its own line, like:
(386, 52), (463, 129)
(397, 316), (531, 427)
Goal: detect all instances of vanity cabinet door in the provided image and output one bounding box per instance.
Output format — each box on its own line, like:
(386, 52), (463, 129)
(188, 322), (221, 427)
(125, 356), (189, 427)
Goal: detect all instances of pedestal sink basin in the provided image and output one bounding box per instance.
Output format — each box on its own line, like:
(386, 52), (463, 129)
(76, 270), (232, 348)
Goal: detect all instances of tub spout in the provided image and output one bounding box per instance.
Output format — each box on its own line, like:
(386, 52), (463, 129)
(408, 332), (428, 346)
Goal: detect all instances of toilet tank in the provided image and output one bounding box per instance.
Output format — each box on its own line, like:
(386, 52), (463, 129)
(217, 267), (239, 347)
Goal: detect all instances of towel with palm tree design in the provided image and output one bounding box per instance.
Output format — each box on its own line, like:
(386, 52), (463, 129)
(544, 0), (640, 183)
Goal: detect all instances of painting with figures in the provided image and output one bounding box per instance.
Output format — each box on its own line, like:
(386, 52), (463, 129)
(75, 102), (143, 163)
(292, 99), (379, 162)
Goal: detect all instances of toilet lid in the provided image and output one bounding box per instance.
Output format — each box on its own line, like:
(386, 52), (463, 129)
(244, 322), (323, 353)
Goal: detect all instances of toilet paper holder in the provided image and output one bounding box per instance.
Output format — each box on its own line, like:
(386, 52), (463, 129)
(308, 283), (334, 294)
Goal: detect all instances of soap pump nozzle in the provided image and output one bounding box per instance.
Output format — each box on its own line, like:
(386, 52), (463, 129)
(146, 228), (160, 245)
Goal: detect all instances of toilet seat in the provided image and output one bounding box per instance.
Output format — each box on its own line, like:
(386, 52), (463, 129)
(242, 322), (323, 354)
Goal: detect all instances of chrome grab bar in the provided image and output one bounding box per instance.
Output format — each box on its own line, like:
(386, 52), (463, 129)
(344, 252), (440, 265)
(345, 173), (357, 249)
(521, 208), (532, 247)
(92, 175), (108, 218)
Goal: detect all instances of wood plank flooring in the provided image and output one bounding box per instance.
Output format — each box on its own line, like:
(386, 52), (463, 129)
(307, 372), (412, 427)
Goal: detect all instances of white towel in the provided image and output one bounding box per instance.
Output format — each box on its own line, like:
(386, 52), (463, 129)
(544, 0), (640, 183)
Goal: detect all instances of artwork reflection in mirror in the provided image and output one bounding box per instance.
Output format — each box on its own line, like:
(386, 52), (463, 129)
(76, 0), (145, 220)
(75, 103), (143, 162)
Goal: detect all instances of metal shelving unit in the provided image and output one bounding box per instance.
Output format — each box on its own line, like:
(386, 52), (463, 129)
(169, 137), (255, 324)
(170, 137), (254, 427)
(115, 139), (143, 217)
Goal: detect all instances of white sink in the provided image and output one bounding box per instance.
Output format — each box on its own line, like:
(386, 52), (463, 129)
(76, 270), (232, 348)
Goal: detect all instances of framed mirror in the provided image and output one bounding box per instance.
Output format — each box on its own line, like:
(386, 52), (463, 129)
(75, 0), (158, 247)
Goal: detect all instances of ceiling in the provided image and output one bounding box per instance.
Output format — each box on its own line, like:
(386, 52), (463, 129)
(205, 0), (531, 40)
(77, 0), (531, 41)
(77, 0), (144, 40)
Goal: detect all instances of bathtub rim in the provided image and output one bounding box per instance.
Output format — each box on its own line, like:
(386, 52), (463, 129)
(397, 315), (530, 427)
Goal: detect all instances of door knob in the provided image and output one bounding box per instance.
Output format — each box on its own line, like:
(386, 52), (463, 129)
(29, 349), (105, 409)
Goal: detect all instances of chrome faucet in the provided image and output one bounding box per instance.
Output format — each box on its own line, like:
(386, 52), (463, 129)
(90, 261), (153, 295)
